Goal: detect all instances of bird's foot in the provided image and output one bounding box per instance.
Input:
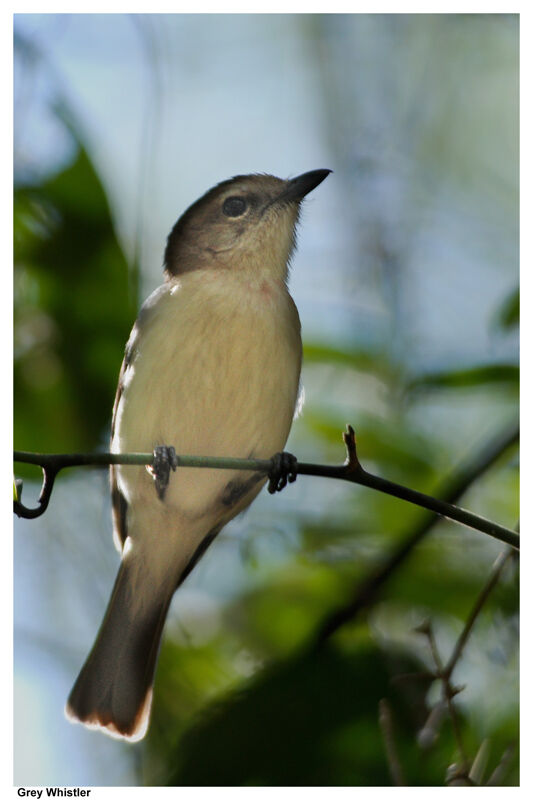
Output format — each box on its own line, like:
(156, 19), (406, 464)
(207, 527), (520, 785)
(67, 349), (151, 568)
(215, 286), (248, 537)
(150, 446), (178, 500)
(268, 452), (298, 494)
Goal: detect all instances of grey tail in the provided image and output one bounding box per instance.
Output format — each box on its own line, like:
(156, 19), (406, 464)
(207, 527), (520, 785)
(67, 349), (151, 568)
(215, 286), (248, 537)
(65, 558), (174, 741)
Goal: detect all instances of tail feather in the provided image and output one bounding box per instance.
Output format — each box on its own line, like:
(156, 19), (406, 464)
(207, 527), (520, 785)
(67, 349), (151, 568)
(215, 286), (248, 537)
(66, 557), (174, 741)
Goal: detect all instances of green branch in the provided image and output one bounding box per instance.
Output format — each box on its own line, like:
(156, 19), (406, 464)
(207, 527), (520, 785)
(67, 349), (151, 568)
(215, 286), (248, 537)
(13, 425), (519, 551)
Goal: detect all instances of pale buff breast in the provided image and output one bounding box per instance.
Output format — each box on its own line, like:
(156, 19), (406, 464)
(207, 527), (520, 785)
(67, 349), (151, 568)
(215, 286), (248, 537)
(112, 271), (302, 519)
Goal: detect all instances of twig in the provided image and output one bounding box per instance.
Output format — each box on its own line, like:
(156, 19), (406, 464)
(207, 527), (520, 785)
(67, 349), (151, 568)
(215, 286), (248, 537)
(416, 549), (516, 783)
(310, 422), (519, 647)
(442, 548), (515, 680)
(417, 621), (468, 769)
(13, 424), (519, 550)
(378, 698), (405, 786)
(13, 462), (60, 520)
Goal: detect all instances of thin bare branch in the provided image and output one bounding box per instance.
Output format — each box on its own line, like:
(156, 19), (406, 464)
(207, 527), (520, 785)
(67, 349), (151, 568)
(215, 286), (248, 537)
(416, 549), (517, 783)
(443, 548), (516, 680)
(13, 423), (519, 551)
(420, 622), (468, 769)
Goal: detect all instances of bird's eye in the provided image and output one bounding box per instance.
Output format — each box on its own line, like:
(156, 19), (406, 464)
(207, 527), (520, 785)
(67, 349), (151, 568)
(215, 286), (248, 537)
(222, 196), (248, 217)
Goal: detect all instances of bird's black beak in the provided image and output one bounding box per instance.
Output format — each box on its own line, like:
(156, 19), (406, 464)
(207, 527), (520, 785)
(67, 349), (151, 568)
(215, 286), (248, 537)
(280, 169), (332, 203)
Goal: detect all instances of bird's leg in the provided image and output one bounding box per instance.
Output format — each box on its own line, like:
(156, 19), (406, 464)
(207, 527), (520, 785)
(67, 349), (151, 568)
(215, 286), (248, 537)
(268, 452), (298, 494)
(150, 446), (178, 500)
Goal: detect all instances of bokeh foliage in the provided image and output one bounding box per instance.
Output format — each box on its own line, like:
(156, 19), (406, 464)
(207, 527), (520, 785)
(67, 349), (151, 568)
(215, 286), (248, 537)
(14, 14), (518, 788)
(14, 121), (137, 457)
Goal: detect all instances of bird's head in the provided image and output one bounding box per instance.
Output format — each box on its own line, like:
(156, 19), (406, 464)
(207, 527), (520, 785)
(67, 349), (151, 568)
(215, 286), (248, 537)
(164, 169), (331, 282)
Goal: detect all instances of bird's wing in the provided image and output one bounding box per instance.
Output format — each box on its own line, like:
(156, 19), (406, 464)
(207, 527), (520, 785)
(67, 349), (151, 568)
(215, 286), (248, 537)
(109, 285), (169, 551)
(110, 350), (131, 551)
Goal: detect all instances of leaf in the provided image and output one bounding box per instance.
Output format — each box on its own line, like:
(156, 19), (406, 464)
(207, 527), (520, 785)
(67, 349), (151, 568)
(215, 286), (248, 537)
(495, 288), (519, 330)
(224, 562), (351, 658)
(166, 643), (443, 786)
(14, 120), (137, 458)
(303, 341), (392, 381)
(407, 365), (518, 394)
(302, 408), (440, 481)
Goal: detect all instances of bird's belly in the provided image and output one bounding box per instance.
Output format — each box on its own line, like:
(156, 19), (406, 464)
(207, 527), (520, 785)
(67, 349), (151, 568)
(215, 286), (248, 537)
(112, 287), (301, 520)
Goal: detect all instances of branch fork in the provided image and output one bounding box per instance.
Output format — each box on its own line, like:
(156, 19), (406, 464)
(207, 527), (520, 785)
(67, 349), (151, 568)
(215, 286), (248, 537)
(342, 424), (363, 474)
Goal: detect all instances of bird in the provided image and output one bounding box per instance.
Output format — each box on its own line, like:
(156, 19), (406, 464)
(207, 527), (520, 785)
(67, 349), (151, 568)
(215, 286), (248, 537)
(65, 168), (331, 741)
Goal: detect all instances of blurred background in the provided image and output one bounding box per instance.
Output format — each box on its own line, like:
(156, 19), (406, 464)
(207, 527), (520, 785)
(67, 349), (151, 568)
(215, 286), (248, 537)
(14, 13), (519, 786)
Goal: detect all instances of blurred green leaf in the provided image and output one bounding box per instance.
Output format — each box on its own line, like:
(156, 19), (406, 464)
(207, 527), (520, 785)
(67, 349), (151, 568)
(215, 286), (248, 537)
(14, 123), (137, 458)
(407, 365), (518, 394)
(378, 538), (519, 621)
(224, 561), (352, 658)
(166, 643), (451, 786)
(302, 408), (441, 482)
(304, 341), (393, 381)
(495, 288), (519, 330)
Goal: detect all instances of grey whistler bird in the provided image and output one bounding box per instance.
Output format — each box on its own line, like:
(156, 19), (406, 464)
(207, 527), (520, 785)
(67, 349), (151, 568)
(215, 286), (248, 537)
(66, 168), (331, 741)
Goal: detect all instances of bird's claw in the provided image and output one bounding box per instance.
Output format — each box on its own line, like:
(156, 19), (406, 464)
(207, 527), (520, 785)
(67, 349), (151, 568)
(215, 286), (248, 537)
(150, 446), (178, 500)
(268, 451), (298, 494)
